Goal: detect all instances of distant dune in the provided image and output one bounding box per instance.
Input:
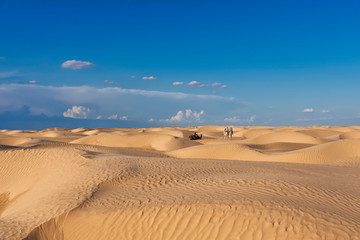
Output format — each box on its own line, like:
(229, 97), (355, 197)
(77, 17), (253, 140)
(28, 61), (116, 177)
(0, 126), (359, 239)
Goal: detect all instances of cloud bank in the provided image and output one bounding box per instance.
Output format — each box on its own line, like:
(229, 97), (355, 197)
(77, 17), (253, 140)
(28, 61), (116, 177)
(0, 83), (237, 126)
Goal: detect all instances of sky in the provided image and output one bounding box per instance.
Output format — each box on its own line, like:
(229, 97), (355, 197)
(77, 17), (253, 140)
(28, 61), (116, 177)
(1, 0), (360, 129)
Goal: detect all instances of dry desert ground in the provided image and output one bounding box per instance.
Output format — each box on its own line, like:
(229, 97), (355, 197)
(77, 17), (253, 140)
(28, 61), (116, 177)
(0, 126), (359, 239)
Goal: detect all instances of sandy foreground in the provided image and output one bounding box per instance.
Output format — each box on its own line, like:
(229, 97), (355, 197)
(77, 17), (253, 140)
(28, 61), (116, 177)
(0, 126), (359, 240)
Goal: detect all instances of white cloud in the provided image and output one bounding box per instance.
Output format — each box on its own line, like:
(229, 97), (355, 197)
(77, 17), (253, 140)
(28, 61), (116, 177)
(29, 81), (38, 84)
(161, 109), (205, 123)
(172, 111), (184, 122)
(174, 81), (227, 88)
(63, 106), (90, 119)
(173, 81), (184, 86)
(163, 110), (184, 123)
(148, 118), (155, 122)
(130, 76), (136, 79)
(321, 110), (330, 113)
(108, 114), (118, 120)
(185, 109), (192, 118)
(209, 83), (227, 88)
(188, 81), (202, 87)
(142, 76), (157, 80)
(119, 115), (128, 120)
(185, 109), (205, 121)
(302, 108), (314, 113)
(96, 115), (102, 119)
(61, 60), (94, 70)
(224, 115), (256, 124)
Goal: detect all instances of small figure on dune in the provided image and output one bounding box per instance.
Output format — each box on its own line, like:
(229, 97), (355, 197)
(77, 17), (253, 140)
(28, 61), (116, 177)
(224, 126), (233, 140)
(189, 132), (202, 140)
(229, 127), (233, 139)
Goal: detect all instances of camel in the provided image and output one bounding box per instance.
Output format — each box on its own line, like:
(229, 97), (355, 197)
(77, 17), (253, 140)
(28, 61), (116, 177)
(189, 132), (202, 140)
(223, 127), (233, 139)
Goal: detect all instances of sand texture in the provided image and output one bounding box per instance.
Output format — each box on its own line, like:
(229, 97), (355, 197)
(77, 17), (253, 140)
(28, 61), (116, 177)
(0, 126), (359, 240)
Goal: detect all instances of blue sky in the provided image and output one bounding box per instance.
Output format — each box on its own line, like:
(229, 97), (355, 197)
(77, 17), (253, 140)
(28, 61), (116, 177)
(1, 0), (360, 129)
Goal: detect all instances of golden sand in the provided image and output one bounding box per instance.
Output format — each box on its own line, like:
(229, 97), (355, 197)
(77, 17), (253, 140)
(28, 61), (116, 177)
(0, 126), (359, 239)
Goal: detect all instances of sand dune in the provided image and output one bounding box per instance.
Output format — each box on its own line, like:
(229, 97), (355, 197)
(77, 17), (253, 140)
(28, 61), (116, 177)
(241, 127), (275, 139)
(245, 142), (315, 152)
(339, 131), (360, 139)
(0, 126), (359, 239)
(242, 131), (329, 144)
(167, 139), (360, 165)
(296, 129), (340, 138)
(0, 135), (40, 146)
(71, 132), (201, 151)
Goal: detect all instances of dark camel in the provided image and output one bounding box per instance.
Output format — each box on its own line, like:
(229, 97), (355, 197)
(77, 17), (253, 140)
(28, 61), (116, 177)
(189, 132), (202, 140)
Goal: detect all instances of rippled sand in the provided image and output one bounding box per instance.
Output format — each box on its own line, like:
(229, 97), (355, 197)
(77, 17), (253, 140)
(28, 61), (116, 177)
(0, 126), (359, 239)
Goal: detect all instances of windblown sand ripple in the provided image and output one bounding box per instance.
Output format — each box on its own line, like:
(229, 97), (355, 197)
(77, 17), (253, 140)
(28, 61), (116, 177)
(0, 126), (359, 239)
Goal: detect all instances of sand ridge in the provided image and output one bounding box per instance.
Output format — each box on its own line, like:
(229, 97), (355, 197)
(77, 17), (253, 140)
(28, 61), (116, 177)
(0, 126), (359, 239)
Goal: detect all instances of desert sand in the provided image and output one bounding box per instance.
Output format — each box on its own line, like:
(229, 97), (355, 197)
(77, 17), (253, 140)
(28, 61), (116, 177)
(0, 126), (359, 240)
